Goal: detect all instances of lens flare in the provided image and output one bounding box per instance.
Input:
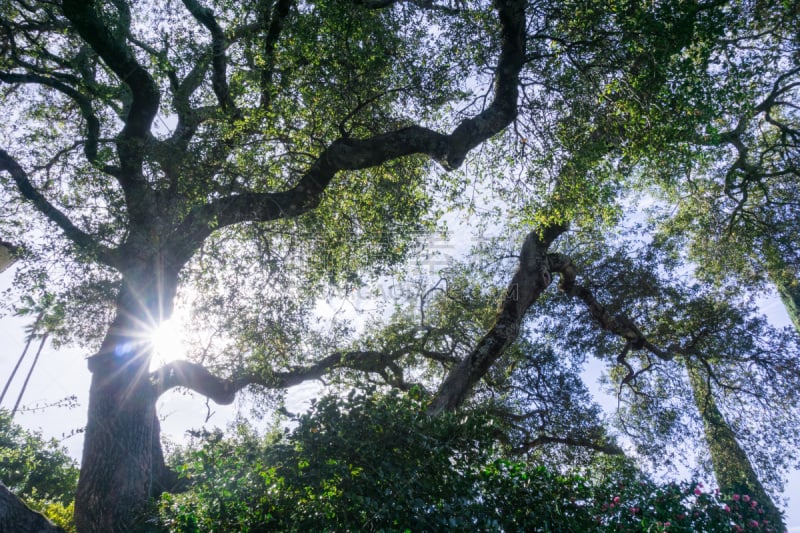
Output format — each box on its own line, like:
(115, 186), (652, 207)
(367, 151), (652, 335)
(149, 318), (186, 368)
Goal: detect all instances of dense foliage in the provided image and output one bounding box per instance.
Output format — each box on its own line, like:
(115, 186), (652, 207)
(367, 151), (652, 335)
(158, 391), (784, 532)
(0, 0), (797, 530)
(0, 409), (78, 530)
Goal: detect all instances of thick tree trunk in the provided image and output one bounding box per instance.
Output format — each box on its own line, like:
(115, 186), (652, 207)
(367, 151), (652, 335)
(74, 272), (179, 533)
(74, 359), (158, 532)
(686, 363), (785, 530)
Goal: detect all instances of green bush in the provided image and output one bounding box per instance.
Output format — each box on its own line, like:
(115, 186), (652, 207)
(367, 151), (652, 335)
(158, 391), (783, 532)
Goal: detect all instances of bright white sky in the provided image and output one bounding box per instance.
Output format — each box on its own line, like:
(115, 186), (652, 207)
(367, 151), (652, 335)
(1, 256), (799, 531)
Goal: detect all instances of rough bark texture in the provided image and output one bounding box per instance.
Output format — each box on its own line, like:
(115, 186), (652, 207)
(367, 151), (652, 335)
(75, 276), (179, 532)
(687, 364), (785, 530)
(0, 482), (65, 533)
(75, 357), (158, 531)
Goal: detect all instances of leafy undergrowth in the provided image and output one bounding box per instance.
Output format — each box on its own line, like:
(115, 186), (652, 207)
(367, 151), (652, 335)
(157, 391), (784, 532)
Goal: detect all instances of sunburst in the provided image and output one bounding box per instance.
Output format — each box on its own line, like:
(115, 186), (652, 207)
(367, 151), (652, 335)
(148, 318), (186, 369)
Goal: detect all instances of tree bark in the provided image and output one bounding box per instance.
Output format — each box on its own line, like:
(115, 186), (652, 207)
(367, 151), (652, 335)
(74, 345), (158, 531)
(686, 363), (785, 530)
(74, 273), (178, 532)
(0, 482), (65, 533)
(428, 225), (565, 415)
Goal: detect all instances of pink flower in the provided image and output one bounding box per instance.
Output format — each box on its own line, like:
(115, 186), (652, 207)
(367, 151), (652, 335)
(732, 494), (741, 501)
(734, 526), (743, 533)
(694, 488), (702, 496)
(750, 520), (759, 528)
(724, 505), (731, 512)
(613, 496), (620, 504)
(743, 495), (750, 503)
(630, 507), (640, 514)
(664, 521), (671, 528)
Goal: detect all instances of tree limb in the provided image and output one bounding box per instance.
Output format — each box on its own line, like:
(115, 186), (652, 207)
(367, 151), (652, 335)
(547, 253), (674, 361)
(427, 224), (567, 415)
(354, 0), (462, 15)
(181, 0), (237, 113)
(61, 0), (159, 176)
(169, 0), (527, 264)
(0, 149), (119, 268)
(151, 351), (404, 402)
(260, 0), (293, 108)
(0, 72), (102, 165)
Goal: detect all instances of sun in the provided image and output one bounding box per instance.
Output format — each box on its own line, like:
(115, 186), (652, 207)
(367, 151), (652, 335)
(148, 318), (186, 368)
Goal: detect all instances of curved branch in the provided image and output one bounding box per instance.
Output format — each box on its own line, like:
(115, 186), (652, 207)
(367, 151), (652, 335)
(0, 72), (102, 164)
(260, 0), (293, 108)
(354, 0), (462, 15)
(0, 149), (119, 267)
(61, 0), (159, 173)
(151, 351), (402, 402)
(427, 224), (567, 415)
(547, 252), (674, 361)
(170, 0), (526, 264)
(181, 0), (237, 113)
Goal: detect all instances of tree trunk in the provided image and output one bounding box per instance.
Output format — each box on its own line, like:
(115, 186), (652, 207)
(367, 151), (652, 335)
(763, 243), (800, 333)
(768, 269), (800, 334)
(74, 271), (178, 532)
(686, 363), (785, 530)
(74, 344), (159, 531)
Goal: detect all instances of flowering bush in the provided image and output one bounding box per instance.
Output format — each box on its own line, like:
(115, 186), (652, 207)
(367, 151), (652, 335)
(591, 481), (784, 532)
(158, 392), (786, 532)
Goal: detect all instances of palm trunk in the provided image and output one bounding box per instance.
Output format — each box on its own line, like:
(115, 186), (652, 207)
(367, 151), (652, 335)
(686, 363), (785, 530)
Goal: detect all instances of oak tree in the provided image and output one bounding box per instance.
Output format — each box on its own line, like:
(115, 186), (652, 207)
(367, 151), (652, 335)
(1, 0), (797, 531)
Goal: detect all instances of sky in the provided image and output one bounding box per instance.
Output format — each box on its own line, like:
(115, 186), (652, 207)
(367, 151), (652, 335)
(2, 252), (800, 531)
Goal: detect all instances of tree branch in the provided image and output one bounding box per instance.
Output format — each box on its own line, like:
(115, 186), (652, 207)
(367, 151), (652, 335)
(61, 0), (159, 175)
(0, 72), (102, 165)
(354, 0), (462, 15)
(0, 149), (119, 268)
(547, 252), (674, 361)
(181, 0), (237, 113)
(260, 0), (293, 108)
(427, 224), (567, 415)
(169, 0), (527, 264)
(151, 351), (403, 401)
